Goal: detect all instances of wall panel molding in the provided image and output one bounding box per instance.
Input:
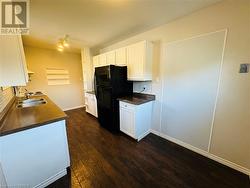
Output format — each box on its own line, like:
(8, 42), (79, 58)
(160, 30), (227, 151)
(150, 129), (250, 176)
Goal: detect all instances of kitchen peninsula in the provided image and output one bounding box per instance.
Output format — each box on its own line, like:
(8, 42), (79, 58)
(0, 95), (70, 188)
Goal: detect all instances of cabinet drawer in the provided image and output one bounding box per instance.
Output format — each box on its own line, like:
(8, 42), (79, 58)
(119, 101), (135, 111)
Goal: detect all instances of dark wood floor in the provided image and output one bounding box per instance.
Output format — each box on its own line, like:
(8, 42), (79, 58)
(48, 108), (250, 188)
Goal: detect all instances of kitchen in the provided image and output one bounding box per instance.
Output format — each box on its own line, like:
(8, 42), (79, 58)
(0, 0), (250, 188)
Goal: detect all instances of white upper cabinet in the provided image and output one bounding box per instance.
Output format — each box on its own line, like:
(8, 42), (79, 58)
(99, 54), (107, 67)
(115, 47), (127, 66)
(92, 40), (153, 81)
(93, 55), (100, 68)
(106, 51), (116, 65)
(0, 35), (28, 86)
(127, 41), (153, 81)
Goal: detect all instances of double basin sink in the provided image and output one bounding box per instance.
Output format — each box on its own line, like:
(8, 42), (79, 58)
(16, 98), (47, 108)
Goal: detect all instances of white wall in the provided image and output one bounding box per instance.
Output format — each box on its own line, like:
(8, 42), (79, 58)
(161, 31), (226, 151)
(24, 46), (84, 111)
(96, 0), (250, 173)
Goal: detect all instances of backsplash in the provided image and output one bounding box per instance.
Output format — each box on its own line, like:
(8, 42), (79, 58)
(0, 87), (14, 113)
(133, 81), (152, 94)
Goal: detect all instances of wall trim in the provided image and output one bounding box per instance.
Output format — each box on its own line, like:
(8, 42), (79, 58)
(157, 30), (250, 177)
(163, 29), (228, 46)
(63, 105), (85, 111)
(208, 29), (228, 152)
(34, 169), (67, 188)
(150, 129), (250, 176)
(161, 29), (229, 153)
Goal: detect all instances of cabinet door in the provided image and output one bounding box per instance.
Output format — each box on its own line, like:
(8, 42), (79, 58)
(127, 41), (145, 80)
(0, 35), (28, 86)
(120, 107), (135, 137)
(115, 47), (127, 66)
(89, 95), (96, 115)
(1, 121), (70, 188)
(85, 93), (90, 113)
(93, 96), (98, 117)
(99, 54), (107, 67)
(106, 51), (116, 65)
(88, 98), (95, 115)
(85, 93), (97, 117)
(93, 55), (100, 68)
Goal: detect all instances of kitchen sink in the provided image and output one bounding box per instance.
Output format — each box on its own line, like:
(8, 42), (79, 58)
(18, 98), (45, 104)
(16, 98), (47, 108)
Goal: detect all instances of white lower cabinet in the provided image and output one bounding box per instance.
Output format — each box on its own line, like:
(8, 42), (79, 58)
(0, 120), (70, 188)
(120, 105), (135, 138)
(85, 92), (98, 117)
(119, 101), (153, 141)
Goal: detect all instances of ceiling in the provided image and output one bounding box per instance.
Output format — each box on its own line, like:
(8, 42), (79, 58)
(23, 0), (221, 53)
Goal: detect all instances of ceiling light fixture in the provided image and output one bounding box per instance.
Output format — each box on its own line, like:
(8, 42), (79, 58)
(57, 47), (64, 52)
(57, 42), (64, 49)
(57, 35), (69, 51)
(63, 39), (69, 47)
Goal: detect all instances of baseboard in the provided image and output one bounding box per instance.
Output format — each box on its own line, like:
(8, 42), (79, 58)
(150, 129), (250, 176)
(138, 130), (151, 141)
(63, 105), (85, 111)
(86, 110), (98, 118)
(34, 169), (67, 188)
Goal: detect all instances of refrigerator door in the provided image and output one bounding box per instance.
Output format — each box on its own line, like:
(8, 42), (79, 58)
(96, 85), (112, 109)
(95, 65), (111, 87)
(96, 85), (117, 131)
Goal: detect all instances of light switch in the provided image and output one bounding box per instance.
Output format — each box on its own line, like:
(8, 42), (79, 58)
(239, 64), (249, 73)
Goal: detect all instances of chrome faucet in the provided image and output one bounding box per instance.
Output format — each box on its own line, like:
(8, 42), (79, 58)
(24, 89), (33, 99)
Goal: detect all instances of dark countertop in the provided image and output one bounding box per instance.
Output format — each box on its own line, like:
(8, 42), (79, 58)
(86, 91), (95, 95)
(0, 95), (67, 137)
(117, 93), (155, 105)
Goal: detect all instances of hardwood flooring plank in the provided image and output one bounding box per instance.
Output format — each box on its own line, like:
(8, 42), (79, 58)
(47, 108), (250, 188)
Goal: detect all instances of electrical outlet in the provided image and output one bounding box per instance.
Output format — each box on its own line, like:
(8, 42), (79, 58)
(239, 64), (249, 73)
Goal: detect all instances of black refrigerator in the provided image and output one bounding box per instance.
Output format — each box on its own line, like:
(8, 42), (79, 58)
(94, 65), (133, 131)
